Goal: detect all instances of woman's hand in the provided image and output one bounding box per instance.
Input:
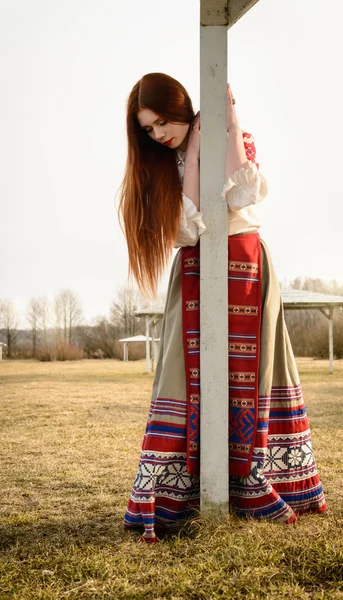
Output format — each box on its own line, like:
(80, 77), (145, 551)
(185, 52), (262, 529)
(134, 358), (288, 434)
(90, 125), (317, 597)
(185, 111), (200, 163)
(227, 84), (240, 133)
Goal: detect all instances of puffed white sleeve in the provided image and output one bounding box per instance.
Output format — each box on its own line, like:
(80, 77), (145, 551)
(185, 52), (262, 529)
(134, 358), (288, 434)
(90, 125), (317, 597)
(221, 161), (268, 211)
(221, 131), (268, 211)
(174, 193), (206, 248)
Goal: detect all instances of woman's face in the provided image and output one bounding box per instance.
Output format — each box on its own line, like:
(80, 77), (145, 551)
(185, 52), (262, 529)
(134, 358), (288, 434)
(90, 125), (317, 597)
(137, 108), (190, 151)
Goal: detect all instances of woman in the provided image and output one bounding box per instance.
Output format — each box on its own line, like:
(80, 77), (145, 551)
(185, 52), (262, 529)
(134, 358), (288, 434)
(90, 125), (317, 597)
(119, 72), (326, 542)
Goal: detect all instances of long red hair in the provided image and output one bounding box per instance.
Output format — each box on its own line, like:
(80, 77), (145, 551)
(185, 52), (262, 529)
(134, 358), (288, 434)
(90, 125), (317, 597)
(119, 73), (195, 297)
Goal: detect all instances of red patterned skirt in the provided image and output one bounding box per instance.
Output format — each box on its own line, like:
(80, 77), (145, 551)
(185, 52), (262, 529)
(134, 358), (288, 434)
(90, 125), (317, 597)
(124, 233), (326, 540)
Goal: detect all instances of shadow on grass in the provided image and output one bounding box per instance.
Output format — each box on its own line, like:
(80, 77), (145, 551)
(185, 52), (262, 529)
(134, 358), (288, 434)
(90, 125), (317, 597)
(2, 510), (343, 598)
(0, 513), (131, 553)
(0, 509), (204, 554)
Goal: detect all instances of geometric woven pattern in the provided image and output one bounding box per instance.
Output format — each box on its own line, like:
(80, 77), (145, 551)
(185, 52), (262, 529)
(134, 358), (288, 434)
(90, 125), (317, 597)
(181, 231), (262, 476)
(124, 451), (200, 536)
(228, 384), (326, 519)
(265, 439), (315, 473)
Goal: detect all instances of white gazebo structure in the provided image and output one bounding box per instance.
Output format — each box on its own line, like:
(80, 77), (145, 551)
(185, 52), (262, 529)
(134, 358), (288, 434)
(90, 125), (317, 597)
(0, 342), (7, 360)
(119, 334), (160, 367)
(283, 289), (343, 374)
(133, 308), (164, 373)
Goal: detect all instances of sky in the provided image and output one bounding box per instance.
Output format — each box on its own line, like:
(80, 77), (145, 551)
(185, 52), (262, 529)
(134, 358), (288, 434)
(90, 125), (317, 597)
(1, 0), (343, 326)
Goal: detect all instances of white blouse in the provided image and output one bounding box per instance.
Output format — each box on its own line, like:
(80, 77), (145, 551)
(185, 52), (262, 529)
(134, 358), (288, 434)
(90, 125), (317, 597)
(174, 147), (268, 248)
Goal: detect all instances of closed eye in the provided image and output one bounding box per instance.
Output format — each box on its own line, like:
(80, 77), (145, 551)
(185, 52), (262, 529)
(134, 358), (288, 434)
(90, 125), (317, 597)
(143, 120), (167, 133)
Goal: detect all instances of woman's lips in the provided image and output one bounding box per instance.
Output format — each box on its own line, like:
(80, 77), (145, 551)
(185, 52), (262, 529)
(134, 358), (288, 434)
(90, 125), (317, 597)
(163, 138), (174, 146)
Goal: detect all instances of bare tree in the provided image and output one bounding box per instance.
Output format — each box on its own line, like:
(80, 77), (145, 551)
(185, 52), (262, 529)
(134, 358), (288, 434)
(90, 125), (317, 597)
(27, 297), (42, 357)
(67, 292), (83, 344)
(38, 296), (50, 350)
(290, 276), (343, 295)
(54, 289), (83, 344)
(81, 316), (117, 358)
(0, 300), (19, 358)
(110, 285), (144, 338)
(27, 296), (52, 356)
(54, 294), (63, 343)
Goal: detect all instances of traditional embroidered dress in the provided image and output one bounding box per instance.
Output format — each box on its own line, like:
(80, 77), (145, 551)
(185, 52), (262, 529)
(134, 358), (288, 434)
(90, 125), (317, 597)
(124, 133), (326, 541)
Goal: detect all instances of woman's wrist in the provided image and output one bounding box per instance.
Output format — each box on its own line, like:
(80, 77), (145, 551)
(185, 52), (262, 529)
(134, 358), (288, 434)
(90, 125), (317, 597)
(184, 153), (199, 165)
(227, 125), (241, 134)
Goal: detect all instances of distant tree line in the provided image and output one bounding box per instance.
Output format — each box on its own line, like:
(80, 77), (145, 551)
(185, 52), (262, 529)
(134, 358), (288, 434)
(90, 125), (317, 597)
(1, 277), (342, 361)
(0, 286), (165, 361)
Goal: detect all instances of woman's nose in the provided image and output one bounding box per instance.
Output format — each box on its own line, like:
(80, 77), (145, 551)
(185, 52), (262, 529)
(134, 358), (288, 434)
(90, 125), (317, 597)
(155, 128), (165, 141)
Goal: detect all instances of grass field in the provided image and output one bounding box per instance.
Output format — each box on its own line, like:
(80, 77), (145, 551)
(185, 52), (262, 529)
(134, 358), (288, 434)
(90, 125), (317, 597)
(1, 358), (343, 599)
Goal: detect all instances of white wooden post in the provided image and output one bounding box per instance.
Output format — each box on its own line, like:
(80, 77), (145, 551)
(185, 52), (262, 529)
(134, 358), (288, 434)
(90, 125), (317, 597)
(329, 307), (334, 374)
(152, 321), (157, 373)
(320, 306), (335, 374)
(200, 1), (229, 512)
(0, 345), (2, 360)
(145, 316), (151, 374)
(199, 0), (260, 512)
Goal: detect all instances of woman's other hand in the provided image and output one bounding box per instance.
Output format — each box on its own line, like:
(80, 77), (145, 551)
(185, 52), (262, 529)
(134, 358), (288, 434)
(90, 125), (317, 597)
(227, 84), (240, 133)
(185, 111), (200, 163)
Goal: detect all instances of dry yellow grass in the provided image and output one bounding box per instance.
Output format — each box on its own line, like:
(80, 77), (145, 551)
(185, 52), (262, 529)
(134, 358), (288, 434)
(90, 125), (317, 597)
(0, 358), (343, 599)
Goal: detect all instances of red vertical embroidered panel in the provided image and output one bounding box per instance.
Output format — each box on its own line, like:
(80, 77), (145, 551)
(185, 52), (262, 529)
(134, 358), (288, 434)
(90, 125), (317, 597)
(181, 233), (262, 476)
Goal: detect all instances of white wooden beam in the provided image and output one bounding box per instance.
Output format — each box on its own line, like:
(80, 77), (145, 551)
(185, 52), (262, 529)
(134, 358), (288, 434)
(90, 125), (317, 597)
(227, 0), (259, 28)
(200, 0), (229, 512)
(200, 0), (228, 26)
(200, 1), (258, 28)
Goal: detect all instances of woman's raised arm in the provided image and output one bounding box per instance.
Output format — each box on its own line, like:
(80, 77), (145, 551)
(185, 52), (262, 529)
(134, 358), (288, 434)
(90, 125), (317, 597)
(225, 84), (249, 181)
